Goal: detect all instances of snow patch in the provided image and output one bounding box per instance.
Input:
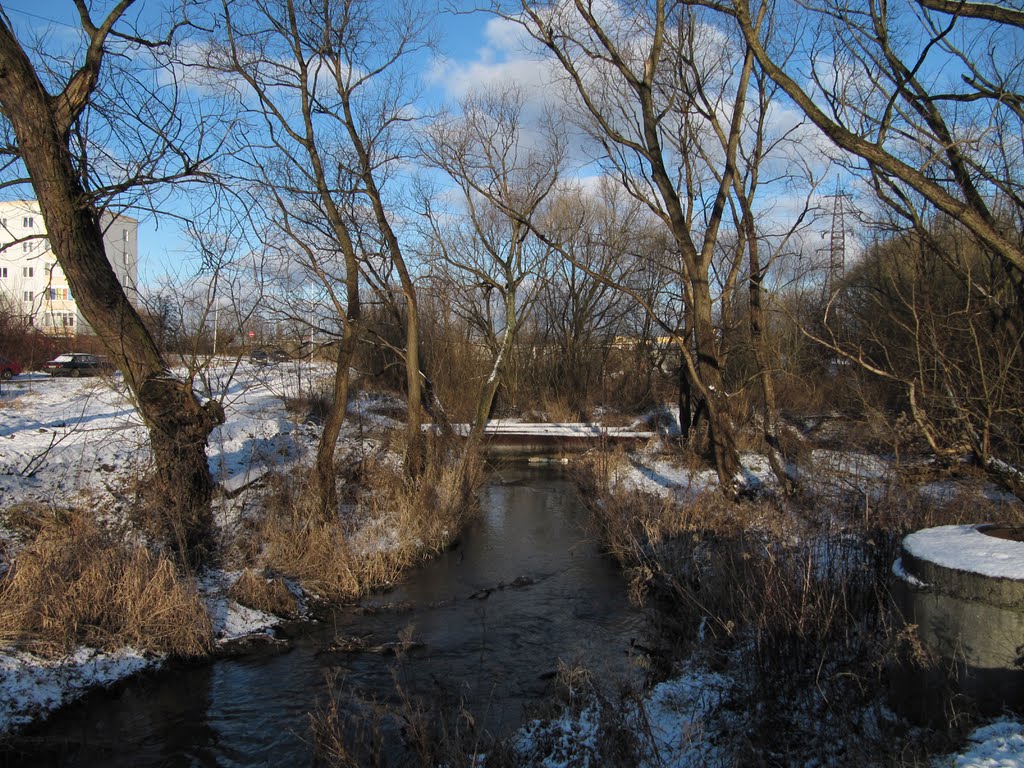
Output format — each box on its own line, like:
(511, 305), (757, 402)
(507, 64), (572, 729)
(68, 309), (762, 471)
(903, 525), (1024, 581)
(892, 557), (929, 588)
(0, 647), (158, 733)
(934, 719), (1024, 767)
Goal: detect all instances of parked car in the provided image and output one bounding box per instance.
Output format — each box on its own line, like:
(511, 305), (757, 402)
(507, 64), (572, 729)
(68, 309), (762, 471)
(250, 348), (290, 365)
(41, 353), (110, 378)
(0, 355), (22, 380)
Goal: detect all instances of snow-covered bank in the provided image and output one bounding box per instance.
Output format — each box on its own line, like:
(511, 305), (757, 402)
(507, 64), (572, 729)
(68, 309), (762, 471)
(0, 363), (393, 736)
(0, 579), (283, 735)
(3, 375), (1023, 763)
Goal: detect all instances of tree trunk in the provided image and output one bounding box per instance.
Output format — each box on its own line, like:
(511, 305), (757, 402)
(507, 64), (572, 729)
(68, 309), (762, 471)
(403, 297), (424, 477)
(748, 239), (794, 493)
(0, 26), (223, 565)
(690, 282), (743, 488)
(310, 328), (358, 518)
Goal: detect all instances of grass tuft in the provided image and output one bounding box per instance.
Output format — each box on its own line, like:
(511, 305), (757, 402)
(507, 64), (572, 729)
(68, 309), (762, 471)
(251, 445), (482, 602)
(228, 568), (300, 619)
(0, 509), (211, 657)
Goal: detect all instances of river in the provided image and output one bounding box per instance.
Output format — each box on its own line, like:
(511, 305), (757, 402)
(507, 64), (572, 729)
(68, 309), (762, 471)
(4, 463), (648, 766)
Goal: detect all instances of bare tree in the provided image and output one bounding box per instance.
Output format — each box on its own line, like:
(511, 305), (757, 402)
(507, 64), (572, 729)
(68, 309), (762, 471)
(536, 180), (655, 413)
(710, 0), (1024, 490)
(495, 0), (775, 490)
(0, 2), (228, 564)
(422, 87), (562, 449)
(209, 0), (434, 509)
(717, 0), (1024, 283)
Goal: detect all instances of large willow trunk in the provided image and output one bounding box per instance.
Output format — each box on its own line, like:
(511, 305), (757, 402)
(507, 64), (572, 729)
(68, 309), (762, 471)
(0, 25), (224, 565)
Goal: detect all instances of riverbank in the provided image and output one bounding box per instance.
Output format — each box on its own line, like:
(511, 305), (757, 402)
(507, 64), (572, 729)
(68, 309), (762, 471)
(4, 371), (1024, 764)
(543, 438), (1024, 765)
(0, 364), (478, 738)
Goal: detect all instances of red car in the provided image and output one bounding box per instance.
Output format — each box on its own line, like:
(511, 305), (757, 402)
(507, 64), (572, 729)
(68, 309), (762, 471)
(0, 354), (22, 380)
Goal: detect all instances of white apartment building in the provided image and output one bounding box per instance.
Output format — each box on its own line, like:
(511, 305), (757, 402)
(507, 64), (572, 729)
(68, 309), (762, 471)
(0, 200), (138, 335)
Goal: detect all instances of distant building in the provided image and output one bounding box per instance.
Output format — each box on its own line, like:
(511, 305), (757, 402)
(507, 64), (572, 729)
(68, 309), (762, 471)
(0, 201), (138, 335)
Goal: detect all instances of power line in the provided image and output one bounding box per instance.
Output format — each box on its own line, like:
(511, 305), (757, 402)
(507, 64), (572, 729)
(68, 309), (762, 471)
(3, 6), (79, 31)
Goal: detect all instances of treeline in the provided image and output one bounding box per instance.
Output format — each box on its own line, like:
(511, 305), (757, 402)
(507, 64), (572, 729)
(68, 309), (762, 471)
(2, 0), (1022, 564)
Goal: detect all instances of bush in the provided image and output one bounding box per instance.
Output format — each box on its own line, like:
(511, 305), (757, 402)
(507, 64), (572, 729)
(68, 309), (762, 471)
(573, 451), (1024, 762)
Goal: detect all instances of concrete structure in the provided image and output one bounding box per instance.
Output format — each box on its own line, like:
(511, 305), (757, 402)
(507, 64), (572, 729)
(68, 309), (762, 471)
(0, 200), (138, 335)
(892, 524), (1024, 721)
(446, 422), (656, 457)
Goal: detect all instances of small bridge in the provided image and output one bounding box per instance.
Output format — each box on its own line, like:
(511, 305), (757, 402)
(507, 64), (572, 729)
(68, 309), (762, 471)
(451, 421), (656, 456)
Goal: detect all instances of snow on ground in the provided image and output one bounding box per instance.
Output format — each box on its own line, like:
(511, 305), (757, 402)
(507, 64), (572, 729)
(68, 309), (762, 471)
(0, 647), (154, 734)
(0, 362), (313, 510)
(0, 361), (382, 735)
(934, 720), (1024, 767)
(903, 525), (1024, 580)
(3, 375), (1023, 760)
(0, 572), (288, 735)
(509, 668), (734, 767)
(613, 450), (776, 499)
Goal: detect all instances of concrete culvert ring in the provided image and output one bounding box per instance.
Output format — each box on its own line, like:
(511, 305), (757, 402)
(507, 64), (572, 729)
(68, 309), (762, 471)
(893, 523), (1024, 717)
(898, 524), (1024, 609)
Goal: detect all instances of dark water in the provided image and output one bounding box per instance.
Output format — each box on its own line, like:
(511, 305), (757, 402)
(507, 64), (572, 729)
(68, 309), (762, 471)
(4, 464), (647, 766)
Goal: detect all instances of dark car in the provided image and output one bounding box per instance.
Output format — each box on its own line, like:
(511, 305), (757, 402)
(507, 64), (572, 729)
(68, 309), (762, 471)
(41, 353), (110, 378)
(0, 355), (22, 380)
(250, 348), (290, 365)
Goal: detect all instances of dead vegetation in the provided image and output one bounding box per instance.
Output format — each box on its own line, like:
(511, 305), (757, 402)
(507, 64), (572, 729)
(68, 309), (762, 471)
(0, 508), (212, 658)
(228, 568), (299, 619)
(236, 443), (483, 602)
(571, 443), (1024, 764)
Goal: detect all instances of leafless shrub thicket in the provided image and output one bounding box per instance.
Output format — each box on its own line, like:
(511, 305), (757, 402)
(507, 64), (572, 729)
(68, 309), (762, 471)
(573, 451), (1024, 762)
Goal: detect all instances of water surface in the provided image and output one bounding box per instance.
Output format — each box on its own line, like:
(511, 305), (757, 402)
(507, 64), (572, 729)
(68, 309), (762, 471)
(4, 464), (646, 766)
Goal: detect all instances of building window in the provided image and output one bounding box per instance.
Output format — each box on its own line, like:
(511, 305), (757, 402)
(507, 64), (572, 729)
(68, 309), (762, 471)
(23, 242), (31, 252)
(23, 266), (33, 278)
(0, 267), (6, 279)
(47, 311), (75, 328)
(23, 216), (34, 228)
(23, 291), (33, 302)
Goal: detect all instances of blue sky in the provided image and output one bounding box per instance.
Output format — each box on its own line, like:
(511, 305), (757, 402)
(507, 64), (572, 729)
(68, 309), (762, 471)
(2, 0), (523, 285)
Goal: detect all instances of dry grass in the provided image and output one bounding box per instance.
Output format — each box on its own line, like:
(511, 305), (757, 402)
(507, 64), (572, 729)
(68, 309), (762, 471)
(228, 568), (299, 619)
(309, 668), (490, 768)
(252, 446), (482, 602)
(0, 509), (212, 658)
(573, 447), (1022, 762)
